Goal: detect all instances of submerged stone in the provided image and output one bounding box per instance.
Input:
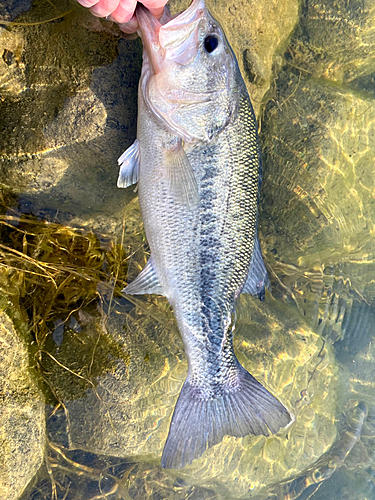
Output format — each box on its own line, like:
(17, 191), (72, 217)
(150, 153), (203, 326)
(0, 310), (45, 500)
(260, 72), (375, 342)
(45, 293), (340, 499)
(287, 0), (375, 84)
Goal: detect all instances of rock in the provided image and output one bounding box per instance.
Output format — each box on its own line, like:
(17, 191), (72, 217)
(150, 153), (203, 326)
(44, 293), (340, 499)
(287, 0), (375, 84)
(0, 310), (45, 500)
(0, 29), (27, 94)
(0, 0), (140, 233)
(259, 71), (375, 340)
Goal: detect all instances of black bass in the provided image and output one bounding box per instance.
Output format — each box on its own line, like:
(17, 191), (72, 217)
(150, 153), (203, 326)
(117, 0), (293, 469)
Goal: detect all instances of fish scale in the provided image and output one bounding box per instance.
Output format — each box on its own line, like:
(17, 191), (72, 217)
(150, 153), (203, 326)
(117, 0), (292, 469)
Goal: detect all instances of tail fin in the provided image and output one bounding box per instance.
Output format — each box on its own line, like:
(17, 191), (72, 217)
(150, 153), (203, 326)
(161, 368), (293, 469)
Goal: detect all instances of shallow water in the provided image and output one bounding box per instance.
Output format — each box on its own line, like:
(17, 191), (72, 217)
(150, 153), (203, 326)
(0, 0), (375, 499)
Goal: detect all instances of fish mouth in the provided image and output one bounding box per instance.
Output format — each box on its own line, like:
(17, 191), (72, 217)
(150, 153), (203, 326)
(136, 0), (206, 74)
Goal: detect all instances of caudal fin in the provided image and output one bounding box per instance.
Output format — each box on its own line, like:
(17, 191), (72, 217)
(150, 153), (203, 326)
(161, 368), (293, 469)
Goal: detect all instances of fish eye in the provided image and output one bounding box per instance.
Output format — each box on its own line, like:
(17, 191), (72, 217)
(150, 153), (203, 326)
(204, 35), (219, 54)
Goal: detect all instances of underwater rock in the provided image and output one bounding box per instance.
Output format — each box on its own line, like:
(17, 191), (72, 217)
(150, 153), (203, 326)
(43, 89), (107, 151)
(267, 402), (368, 500)
(0, 28), (26, 94)
(0, 0), (140, 231)
(0, 310), (45, 500)
(287, 0), (375, 84)
(45, 293), (340, 499)
(259, 71), (375, 340)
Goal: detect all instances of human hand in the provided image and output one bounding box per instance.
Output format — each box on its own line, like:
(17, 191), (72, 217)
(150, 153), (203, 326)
(77, 0), (167, 32)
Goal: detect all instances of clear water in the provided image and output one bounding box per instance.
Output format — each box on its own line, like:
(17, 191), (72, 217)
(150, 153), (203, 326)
(0, 0), (374, 499)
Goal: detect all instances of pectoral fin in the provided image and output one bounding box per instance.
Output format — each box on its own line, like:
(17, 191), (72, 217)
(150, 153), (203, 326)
(123, 255), (164, 296)
(117, 139), (140, 188)
(163, 138), (199, 208)
(242, 236), (270, 301)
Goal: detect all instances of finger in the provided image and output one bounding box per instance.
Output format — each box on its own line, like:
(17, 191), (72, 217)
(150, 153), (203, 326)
(140, 0), (166, 18)
(148, 5), (164, 18)
(77, 0), (100, 7)
(91, 0), (121, 17)
(118, 14), (139, 33)
(109, 0), (137, 23)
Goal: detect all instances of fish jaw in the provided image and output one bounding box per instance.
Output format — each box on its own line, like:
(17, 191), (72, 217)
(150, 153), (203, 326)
(136, 4), (164, 74)
(158, 0), (205, 63)
(136, 0), (206, 71)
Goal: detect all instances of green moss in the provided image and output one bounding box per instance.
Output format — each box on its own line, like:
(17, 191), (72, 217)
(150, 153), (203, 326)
(0, 199), (133, 403)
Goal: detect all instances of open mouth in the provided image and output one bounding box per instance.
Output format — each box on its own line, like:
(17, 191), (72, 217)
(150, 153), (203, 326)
(136, 0), (206, 73)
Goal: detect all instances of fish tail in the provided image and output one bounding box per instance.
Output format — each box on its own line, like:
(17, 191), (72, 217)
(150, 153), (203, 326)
(161, 367), (293, 469)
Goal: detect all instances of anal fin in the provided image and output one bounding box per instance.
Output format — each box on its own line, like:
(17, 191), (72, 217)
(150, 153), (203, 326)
(123, 256), (164, 296)
(117, 139), (140, 188)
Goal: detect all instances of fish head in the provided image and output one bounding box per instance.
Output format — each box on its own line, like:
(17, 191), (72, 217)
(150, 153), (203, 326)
(137, 0), (239, 143)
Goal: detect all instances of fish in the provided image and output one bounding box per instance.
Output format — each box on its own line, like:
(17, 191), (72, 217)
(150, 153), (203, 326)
(117, 0), (293, 469)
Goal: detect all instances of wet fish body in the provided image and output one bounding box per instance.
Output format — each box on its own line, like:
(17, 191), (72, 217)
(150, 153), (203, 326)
(118, 0), (292, 468)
